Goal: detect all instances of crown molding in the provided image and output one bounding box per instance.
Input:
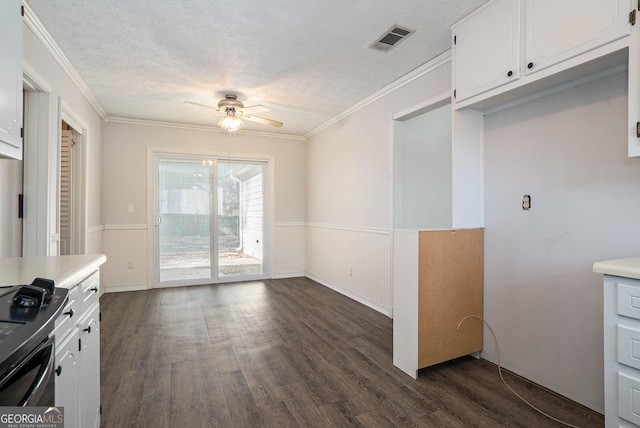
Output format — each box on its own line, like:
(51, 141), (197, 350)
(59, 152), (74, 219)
(23, 1), (108, 119)
(105, 116), (306, 141)
(304, 49), (452, 139)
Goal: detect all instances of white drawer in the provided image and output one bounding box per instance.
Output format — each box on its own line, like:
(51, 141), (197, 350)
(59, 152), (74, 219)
(619, 372), (640, 425)
(77, 271), (99, 313)
(619, 325), (640, 371)
(53, 285), (79, 339)
(618, 283), (640, 320)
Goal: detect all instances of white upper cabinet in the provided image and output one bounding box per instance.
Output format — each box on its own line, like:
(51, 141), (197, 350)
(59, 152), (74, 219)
(452, 0), (635, 110)
(0, 0), (23, 160)
(525, 0), (633, 74)
(452, 0), (521, 102)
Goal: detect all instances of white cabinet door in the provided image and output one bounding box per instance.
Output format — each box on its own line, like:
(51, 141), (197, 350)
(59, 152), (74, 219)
(79, 305), (100, 428)
(0, 0), (23, 160)
(55, 330), (79, 428)
(525, 0), (633, 74)
(452, 0), (521, 102)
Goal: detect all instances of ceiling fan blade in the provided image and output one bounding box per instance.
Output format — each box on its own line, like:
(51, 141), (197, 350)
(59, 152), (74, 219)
(184, 101), (220, 111)
(239, 114), (283, 128)
(177, 113), (221, 119)
(239, 105), (269, 114)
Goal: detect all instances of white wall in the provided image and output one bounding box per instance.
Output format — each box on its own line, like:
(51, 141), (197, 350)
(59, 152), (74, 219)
(102, 122), (306, 291)
(483, 71), (639, 412)
(0, 159), (22, 257)
(21, 20), (104, 255)
(305, 58), (451, 313)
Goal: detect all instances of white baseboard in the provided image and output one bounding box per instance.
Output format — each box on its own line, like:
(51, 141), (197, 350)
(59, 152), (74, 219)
(105, 283), (149, 293)
(305, 273), (393, 318)
(274, 271), (306, 279)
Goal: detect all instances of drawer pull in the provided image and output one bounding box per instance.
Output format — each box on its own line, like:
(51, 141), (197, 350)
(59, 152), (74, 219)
(83, 326), (91, 334)
(63, 308), (74, 318)
(55, 365), (62, 376)
(90, 287), (98, 293)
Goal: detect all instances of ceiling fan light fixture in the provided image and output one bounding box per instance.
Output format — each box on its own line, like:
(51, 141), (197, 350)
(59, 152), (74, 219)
(218, 112), (243, 132)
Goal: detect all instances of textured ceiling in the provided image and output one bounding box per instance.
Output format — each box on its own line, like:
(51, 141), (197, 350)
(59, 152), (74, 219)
(26, 0), (485, 137)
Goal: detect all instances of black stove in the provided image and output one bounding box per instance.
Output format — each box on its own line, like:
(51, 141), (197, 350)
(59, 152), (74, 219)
(0, 282), (68, 405)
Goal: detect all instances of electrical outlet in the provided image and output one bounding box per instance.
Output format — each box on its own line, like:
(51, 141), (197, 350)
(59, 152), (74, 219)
(127, 260), (134, 269)
(522, 195), (531, 210)
(348, 266), (353, 276)
(127, 204), (134, 214)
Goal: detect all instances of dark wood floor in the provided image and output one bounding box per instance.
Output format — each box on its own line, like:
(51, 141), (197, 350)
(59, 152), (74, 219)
(99, 277), (603, 427)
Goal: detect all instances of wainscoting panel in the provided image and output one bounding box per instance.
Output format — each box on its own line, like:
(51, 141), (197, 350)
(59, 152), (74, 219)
(305, 224), (392, 316)
(103, 225), (148, 292)
(274, 222), (306, 278)
(87, 225), (103, 255)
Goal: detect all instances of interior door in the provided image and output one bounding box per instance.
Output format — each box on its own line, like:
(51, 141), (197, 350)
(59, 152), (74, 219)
(155, 155), (267, 286)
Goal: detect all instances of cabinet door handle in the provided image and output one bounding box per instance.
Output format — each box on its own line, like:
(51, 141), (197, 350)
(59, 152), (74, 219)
(90, 287), (98, 293)
(64, 308), (74, 317)
(507, 70), (513, 77)
(83, 326), (91, 334)
(527, 62), (534, 69)
(55, 365), (62, 376)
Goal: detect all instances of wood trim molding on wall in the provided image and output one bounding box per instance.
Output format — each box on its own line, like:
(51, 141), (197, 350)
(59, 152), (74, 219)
(87, 225), (105, 234)
(106, 116), (306, 141)
(306, 273), (393, 318)
(104, 224), (147, 230)
(22, 2), (108, 119)
(305, 222), (390, 235)
(305, 49), (452, 139)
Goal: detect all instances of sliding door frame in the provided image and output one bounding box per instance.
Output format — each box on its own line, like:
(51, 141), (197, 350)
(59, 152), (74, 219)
(147, 148), (274, 289)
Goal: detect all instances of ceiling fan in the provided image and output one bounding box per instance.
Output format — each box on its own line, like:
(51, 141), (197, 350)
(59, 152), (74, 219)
(184, 94), (283, 132)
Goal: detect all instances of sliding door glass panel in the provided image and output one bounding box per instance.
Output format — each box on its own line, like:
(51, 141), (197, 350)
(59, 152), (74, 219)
(158, 159), (212, 282)
(217, 161), (264, 278)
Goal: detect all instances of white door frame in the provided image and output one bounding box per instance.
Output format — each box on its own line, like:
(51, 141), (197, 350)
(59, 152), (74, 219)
(61, 100), (88, 255)
(148, 149), (273, 288)
(22, 63), (53, 256)
(22, 62), (88, 256)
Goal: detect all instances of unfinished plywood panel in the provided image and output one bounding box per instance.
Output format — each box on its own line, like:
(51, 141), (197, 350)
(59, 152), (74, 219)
(418, 228), (483, 368)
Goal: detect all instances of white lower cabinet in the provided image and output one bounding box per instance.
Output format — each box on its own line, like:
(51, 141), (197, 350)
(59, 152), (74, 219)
(79, 304), (100, 428)
(603, 275), (640, 427)
(54, 271), (100, 428)
(54, 329), (79, 428)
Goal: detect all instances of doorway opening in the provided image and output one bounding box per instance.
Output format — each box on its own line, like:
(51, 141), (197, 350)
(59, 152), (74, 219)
(154, 154), (269, 286)
(392, 97), (452, 230)
(59, 120), (80, 255)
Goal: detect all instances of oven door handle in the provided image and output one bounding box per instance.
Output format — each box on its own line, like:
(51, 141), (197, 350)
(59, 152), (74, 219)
(18, 338), (55, 406)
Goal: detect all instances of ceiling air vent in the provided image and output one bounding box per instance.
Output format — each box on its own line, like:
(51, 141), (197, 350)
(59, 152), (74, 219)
(370, 25), (415, 52)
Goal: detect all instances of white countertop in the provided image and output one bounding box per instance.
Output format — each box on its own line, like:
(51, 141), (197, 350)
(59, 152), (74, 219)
(0, 254), (106, 288)
(593, 256), (640, 280)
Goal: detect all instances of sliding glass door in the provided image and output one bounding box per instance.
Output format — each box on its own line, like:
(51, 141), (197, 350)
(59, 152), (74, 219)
(155, 155), (267, 286)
